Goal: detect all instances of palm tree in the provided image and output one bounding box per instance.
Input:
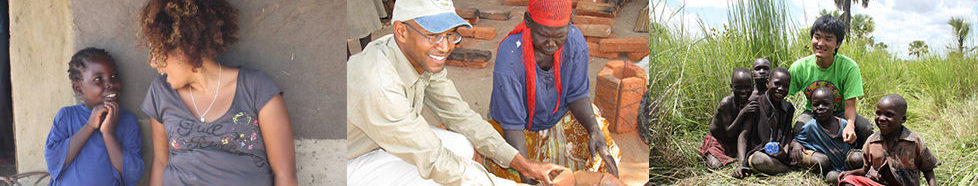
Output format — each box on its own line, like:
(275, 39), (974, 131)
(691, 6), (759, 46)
(947, 17), (971, 54)
(833, 0), (871, 32)
(909, 40), (929, 58)
(851, 14), (874, 40)
(819, 9), (842, 18)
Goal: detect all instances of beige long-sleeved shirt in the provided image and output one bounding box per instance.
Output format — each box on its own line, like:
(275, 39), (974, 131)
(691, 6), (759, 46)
(347, 34), (521, 185)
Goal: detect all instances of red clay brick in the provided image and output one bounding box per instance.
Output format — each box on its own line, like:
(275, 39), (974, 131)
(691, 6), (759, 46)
(599, 37), (648, 53)
(593, 61), (648, 133)
(465, 17), (479, 25)
(572, 15), (614, 26)
(504, 0), (528, 6)
(456, 8), (479, 19)
(458, 27), (497, 40)
(578, 24), (612, 38)
(479, 10), (512, 20)
(456, 38), (481, 48)
(587, 41), (619, 59)
(446, 60), (489, 68)
(626, 50), (649, 62)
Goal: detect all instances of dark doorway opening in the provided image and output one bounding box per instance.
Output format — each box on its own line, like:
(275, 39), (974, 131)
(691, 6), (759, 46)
(1, 0), (16, 177)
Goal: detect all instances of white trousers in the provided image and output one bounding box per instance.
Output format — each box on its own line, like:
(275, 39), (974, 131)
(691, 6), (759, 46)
(347, 127), (477, 186)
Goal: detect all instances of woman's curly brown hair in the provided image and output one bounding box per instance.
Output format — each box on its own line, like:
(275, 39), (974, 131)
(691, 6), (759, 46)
(139, 0), (239, 68)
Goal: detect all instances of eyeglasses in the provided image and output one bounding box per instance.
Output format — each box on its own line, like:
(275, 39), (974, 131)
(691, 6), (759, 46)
(404, 23), (463, 45)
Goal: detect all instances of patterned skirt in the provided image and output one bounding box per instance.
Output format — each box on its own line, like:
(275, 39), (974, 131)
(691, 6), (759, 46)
(483, 104), (621, 183)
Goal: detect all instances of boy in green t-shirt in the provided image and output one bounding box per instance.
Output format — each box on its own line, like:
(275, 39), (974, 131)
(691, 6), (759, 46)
(787, 15), (873, 149)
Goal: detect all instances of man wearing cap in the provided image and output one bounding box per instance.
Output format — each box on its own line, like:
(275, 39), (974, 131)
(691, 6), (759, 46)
(347, 0), (568, 185)
(486, 0), (620, 182)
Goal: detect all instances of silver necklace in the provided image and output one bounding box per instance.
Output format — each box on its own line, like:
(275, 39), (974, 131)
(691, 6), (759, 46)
(190, 65), (221, 122)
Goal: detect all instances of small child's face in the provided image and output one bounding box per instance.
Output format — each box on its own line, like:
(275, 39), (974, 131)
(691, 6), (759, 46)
(875, 98), (906, 136)
(731, 72), (753, 103)
(766, 71), (790, 101)
(811, 89), (835, 122)
(752, 59), (771, 83)
(74, 57), (121, 107)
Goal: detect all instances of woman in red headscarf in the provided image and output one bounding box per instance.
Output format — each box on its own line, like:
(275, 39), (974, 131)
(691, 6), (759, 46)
(484, 0), (620, 183)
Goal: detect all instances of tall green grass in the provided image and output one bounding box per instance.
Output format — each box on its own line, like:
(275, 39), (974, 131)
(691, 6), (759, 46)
(648, 0), (978, 184)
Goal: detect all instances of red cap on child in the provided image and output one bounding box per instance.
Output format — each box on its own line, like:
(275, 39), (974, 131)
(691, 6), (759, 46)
(527, 0), (572, 27)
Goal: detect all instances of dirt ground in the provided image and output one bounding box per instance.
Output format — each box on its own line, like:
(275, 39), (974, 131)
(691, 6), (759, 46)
(361, 0), (650, 185)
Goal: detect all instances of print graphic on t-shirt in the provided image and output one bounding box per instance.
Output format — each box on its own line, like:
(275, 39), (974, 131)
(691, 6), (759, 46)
(803, 80), (844, 110)
(168, 112), (267, 167)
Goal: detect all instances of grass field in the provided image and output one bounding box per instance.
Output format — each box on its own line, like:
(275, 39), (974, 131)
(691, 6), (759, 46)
(647, 0), (978, 185)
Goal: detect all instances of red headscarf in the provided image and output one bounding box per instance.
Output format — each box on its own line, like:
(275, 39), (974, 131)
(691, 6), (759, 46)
(501, 0), (572, 130)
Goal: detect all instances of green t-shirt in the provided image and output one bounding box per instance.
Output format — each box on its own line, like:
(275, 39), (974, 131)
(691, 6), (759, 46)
(788, 54), (864, 112)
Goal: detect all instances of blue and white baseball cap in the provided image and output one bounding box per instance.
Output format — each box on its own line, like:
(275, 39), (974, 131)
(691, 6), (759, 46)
(392, 0), (472, 33)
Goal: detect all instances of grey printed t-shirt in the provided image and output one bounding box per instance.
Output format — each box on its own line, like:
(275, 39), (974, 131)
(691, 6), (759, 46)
(142, 67), (282, 186)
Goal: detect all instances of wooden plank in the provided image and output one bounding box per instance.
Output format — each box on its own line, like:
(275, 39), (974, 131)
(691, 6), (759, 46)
(479, 10), (512, 20)
(634, 6), (650, 33)
(575, 1), (616, 18)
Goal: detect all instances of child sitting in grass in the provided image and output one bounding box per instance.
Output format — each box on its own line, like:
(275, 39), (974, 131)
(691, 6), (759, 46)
(839, 94), (939, 186)
(732, 67), (795, 178)
(699, 67), (753, 169)
(789, 86), (863, 184)
(44, 48), (145, 185)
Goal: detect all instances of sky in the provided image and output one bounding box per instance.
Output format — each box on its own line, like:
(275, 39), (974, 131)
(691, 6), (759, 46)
(652, 0), (978, 59)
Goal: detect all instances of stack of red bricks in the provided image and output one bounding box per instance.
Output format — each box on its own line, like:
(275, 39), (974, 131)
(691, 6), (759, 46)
(449, 8), (512, 68)
(571, 1), (650, 61)
(594, 60), (647, 133)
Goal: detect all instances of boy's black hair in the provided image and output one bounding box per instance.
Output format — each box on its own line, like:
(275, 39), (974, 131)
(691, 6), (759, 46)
(732, 67), (751, 79)
(771, 67), (790, 79)
(68, 47), (113, 83)
(810, 15), (846, 53)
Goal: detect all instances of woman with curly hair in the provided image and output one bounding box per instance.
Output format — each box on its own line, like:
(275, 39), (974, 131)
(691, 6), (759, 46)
(137, 0), (297, 185)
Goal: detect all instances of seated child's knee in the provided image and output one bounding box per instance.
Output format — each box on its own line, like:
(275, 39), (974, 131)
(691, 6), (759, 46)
(825, 171), (841, 184)
(845, 151), (864, 170)
(811, 152), (831, 172)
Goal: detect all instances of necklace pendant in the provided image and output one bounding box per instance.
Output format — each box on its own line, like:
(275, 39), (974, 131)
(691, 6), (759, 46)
(200, 117), (205, 122)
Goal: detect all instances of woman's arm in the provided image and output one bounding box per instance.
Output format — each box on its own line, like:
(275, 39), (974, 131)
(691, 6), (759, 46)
(257, 95), (297, 186)
(149, 118), (169, 186)
(568, 98), (618, 177)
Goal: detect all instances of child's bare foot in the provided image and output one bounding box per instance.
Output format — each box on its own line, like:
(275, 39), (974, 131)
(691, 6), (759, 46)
(706, 155), (722, 169)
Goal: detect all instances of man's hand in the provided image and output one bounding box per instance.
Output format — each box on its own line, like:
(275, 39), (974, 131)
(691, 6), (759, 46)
(588, 132), (618, 177)
(843, 98), (858, 144)
(99, 101), (121, 134)
(511, 154), (567, 185)
(842, 120), (857, 143)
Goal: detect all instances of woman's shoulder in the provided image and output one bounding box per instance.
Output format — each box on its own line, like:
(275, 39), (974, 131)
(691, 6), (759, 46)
(236, 67), (275, 83)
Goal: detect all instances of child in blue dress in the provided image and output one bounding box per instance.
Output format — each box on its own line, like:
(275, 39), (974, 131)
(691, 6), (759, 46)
(44, 48), (145, 186)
